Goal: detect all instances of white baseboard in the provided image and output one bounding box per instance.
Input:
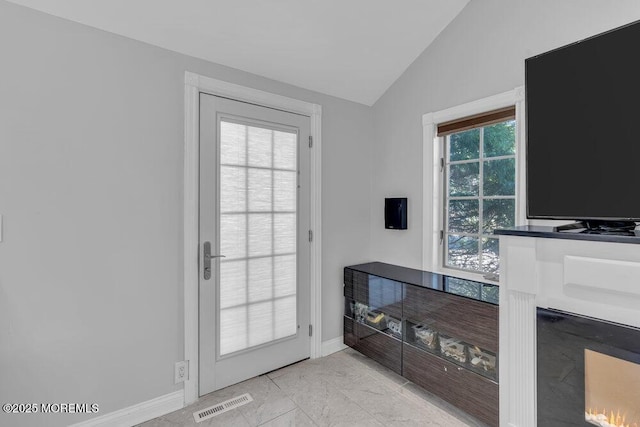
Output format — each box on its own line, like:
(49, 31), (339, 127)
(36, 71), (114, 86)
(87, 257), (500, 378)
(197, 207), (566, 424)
(321, 336), (347, 357)
(69, 390), (184, 427)
(68, 339), (342, 427)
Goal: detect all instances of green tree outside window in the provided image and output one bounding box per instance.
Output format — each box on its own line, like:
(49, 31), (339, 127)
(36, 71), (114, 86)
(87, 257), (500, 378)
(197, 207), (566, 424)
(445, 120), (516, 275)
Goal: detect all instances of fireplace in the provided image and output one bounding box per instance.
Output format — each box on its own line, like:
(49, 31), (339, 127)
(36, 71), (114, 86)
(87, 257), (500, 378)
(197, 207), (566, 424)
(585, 350), (640, 426)
(496, 230), (640, 426)
(537, 308), (640, 426)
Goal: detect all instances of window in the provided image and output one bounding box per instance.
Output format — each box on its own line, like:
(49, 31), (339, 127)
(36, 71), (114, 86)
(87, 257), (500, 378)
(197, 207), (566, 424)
(218, 120), (299, 355)
(439, 107), (516, 275)
(444, 277), (500, 304)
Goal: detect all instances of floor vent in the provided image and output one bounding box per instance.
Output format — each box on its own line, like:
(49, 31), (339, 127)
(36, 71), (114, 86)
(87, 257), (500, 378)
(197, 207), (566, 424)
(192, 393), (253, 423)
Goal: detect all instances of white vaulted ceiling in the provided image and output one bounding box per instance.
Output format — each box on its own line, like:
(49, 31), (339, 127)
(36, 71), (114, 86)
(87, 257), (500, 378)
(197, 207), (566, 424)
(6, 0), (469, 105)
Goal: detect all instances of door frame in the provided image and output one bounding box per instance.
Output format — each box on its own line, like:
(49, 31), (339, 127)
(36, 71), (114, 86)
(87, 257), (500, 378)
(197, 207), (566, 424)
(183, 71), (322, 405)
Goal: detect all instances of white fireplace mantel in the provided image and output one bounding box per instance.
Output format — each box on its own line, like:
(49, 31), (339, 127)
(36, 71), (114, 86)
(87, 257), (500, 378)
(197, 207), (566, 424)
(498, 229), (640, 427)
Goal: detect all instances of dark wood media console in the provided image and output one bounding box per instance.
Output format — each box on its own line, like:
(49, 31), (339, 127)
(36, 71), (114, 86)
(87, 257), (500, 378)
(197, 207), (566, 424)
(344, 262), (499, 426)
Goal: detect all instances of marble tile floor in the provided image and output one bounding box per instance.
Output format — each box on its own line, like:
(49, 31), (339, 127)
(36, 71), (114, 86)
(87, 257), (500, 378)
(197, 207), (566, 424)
(139, 348), (488, 427)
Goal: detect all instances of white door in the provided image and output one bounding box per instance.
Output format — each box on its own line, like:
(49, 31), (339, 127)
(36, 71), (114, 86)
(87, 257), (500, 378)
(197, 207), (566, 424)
(199, 93), (311, 395)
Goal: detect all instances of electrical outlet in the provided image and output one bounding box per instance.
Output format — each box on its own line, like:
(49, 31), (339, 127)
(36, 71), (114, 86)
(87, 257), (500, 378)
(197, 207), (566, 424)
(175, 360), (188, 384)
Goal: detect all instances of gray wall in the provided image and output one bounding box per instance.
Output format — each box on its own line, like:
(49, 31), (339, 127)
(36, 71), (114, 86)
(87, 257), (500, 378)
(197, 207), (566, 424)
(370, 0), (640, 269)
(0, 1), (372, 425)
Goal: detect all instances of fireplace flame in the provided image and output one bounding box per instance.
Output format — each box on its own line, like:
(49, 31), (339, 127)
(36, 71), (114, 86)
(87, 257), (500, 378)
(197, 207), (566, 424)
(585, 407), (638, 427)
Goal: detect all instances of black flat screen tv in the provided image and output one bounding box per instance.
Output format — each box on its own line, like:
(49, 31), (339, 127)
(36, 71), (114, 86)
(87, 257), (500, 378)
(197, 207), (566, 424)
(526, 20), (640, 230)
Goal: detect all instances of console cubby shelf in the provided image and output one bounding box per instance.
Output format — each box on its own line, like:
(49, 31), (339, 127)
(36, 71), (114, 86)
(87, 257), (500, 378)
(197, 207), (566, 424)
(343, 262), (499, 426)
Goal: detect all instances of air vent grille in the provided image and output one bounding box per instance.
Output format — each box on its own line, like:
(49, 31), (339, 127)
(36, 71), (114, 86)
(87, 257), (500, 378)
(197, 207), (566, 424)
(192, 393), (253, 423)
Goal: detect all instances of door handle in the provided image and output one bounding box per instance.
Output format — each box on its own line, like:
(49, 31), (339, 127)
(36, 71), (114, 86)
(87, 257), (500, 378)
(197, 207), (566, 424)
(203, 241), (224, 280)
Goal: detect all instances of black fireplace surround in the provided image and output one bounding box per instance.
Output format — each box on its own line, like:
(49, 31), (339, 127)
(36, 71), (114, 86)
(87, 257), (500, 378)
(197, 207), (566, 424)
(537, 308), (640, 426)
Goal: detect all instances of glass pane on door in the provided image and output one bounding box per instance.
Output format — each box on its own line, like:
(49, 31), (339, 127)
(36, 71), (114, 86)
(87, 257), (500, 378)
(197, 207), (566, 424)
(218, 120), (298, 357)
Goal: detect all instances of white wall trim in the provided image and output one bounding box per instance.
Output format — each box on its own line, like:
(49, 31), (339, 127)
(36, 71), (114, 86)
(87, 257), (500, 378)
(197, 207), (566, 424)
(68, 390), (183, 427)
(422, 89), (522, 126)
(422, 88), (526, 278)
(185, 72), (320, 116)
(309, 103), (323, 361)
(183, 76), (200, 406)
(321, 336), (347, 357)
(183, 71), (323, 405)
(514, 86), (527, 227)
(421, 115), (438, 274)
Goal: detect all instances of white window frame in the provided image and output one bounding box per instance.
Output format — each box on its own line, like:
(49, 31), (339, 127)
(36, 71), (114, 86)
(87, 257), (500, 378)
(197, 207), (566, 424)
(422, 87), (526, 283)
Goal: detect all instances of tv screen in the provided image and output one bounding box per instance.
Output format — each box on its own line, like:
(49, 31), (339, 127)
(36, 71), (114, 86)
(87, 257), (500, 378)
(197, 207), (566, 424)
(526, 20), (640, 224)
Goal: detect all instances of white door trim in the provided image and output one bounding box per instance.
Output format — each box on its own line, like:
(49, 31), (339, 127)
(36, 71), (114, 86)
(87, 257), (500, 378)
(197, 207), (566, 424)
(183, 71), (322, 405)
